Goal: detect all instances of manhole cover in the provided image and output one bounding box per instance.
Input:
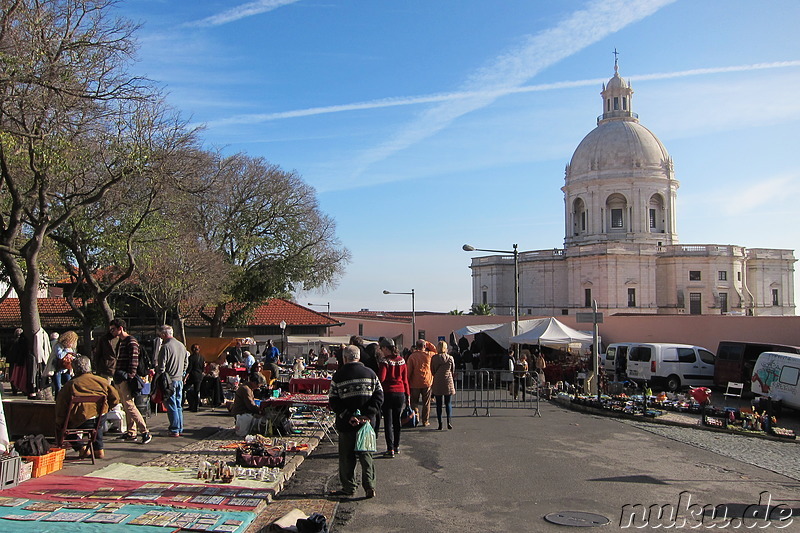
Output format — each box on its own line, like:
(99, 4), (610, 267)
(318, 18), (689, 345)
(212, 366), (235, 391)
(544, 511), (610, 527)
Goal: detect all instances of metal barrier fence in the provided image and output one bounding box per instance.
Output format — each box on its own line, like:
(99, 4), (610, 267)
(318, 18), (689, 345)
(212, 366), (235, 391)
(452, 369), (542, 417)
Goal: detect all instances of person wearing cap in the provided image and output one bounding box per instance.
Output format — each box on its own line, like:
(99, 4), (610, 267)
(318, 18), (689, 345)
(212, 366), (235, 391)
(406, 339), (436, 427)
(377, 337), (410, 457)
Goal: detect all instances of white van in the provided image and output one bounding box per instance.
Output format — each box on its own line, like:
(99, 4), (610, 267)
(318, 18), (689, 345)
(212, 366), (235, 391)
(602, 343), (634, 379)
(751, 352), (800, 411)
(622, 343), (715, 391)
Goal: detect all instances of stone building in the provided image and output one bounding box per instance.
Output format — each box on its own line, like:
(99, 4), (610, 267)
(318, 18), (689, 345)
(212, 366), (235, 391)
(468, 60), (795, 317)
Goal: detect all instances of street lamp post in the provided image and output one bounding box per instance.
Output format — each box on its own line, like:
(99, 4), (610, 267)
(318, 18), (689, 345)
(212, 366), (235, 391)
(463, 243), (519, 339)
(382, 289), (416, 345)
(279, 320), (287, 356)
(307, 302), (331, 336)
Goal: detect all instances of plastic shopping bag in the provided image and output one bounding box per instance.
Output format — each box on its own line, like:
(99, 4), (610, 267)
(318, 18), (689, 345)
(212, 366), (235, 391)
(354, 421), (377, 452)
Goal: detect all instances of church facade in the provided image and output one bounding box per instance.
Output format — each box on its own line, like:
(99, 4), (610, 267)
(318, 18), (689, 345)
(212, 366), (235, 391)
(468, 61), (795, 317)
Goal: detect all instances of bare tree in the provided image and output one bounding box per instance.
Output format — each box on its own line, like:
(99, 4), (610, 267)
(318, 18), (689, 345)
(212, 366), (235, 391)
(0, 0), (153, 368)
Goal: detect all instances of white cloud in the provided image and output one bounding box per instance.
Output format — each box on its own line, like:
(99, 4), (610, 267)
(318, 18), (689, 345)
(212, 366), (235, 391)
(343, 0), (677, 184)
(186, 0), (301, 28)
(717, 174), (800, 215)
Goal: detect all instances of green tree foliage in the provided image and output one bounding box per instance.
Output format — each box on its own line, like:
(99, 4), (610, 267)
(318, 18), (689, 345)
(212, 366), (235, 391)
(470, 303), (494, 315)
(192, 154), (351, 337)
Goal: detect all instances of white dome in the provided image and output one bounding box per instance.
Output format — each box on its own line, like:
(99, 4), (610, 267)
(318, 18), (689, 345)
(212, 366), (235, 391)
(569, 120), (670, 174)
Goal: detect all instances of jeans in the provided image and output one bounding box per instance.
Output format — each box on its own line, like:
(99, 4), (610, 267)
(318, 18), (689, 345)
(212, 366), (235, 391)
(434, 395), (453, 426)
(164, 380), (184, 435)
(72, 415), (107, 451)
(338, 429), (375, 494)
(382, 392), (406, 452)
(52, 371), (71, 397)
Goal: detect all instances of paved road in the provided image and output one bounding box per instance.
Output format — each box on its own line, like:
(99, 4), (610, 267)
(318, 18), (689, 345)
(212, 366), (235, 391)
(278, 402), (800, 532)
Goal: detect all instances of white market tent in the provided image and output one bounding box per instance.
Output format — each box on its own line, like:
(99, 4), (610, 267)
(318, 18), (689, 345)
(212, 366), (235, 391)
(509, 317), (596, 349)
(455, 317), (596, 350)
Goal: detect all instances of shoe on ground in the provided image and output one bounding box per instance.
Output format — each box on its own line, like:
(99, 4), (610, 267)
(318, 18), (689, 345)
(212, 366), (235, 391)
(328, 490), (355, 499)
(95, 449), (105, 459)
(168, 432), (181, 437)
(365, 488), (377, 499)
(140, 433), (152, 444)
(78, 445), (91, 459)
(383, 450), (395, 458)
(116, 433), (136, 441)
(447, 423), (453, 429)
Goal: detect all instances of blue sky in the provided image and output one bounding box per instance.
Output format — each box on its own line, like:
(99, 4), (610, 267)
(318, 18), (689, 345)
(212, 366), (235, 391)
(114, 0), (800, 313)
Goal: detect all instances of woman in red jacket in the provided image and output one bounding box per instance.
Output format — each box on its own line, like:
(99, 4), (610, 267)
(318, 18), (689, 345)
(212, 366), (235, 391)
(377, 337), (410, 457)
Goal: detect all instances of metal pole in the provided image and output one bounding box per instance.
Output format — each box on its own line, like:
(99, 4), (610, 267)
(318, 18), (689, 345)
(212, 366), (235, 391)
(513, 244), (519, 338)
(411, 289), (416, 342)
(593, 299), (599, 399)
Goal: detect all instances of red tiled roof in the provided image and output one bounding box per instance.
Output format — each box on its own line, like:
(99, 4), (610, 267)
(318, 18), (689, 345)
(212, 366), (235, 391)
(0, 298), (83, 329)
(185, 299), (341, 328)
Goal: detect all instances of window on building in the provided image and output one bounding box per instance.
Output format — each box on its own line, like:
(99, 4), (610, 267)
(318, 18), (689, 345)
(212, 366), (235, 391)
(719, 293), (728, 313)
(611, 209), (624, 228)
(581, 211), (587, 231)
(689, 271), (701, 281)
(772, 289), (779, 306)
(718, 271), (727, 281)
(737, 271), (741, 281)
(584, 288), (592, 308)
(622, 97), (627, 110)
(613, 96), (619, 110)
(358, 323), (363, 336)
(627, 288), (636, 307)
(649, 209), (656, 229)
(689, 293), (702, 315)
(418, 330), (425, 340)
(482, 291), (487, 305)
(607, 99), (611, 112)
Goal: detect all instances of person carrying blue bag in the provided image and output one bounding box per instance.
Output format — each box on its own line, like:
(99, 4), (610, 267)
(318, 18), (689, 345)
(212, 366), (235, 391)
(328, 345), (383, 499)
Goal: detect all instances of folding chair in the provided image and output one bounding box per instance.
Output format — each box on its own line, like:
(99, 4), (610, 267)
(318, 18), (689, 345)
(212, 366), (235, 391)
(260, 369), (276, 389)
(723, 381), (744, 407)
(56, 395), (106, 464)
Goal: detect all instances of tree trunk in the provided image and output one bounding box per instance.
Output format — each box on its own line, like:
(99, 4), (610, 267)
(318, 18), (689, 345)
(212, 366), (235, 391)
(210, 303), (227, 338)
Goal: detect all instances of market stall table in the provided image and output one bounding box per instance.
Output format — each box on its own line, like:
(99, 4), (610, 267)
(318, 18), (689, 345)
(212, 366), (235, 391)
(219, 366), (249, 381)
(288, 377), (331, 394)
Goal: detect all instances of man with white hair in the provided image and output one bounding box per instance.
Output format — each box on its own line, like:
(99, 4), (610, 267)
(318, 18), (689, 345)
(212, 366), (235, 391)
(55, 355), (120, 459)
(328, 344), (383, 499)
(156, 325), (188, 437)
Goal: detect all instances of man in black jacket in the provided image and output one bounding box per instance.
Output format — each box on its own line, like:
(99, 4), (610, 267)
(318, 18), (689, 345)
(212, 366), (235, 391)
(328, 345), (383, 499)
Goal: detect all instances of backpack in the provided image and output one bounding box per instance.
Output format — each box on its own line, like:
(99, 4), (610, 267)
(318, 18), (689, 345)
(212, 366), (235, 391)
(15, 434), (49, 456)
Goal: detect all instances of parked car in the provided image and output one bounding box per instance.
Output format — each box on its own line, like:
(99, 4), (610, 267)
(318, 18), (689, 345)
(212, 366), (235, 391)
(622, 343), (715, 392)
(714, 341), (800, 390)
(751, 351), (800, 411)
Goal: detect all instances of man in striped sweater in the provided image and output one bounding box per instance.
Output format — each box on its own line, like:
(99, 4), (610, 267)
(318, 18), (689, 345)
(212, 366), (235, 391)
(328, 345), (383, 499)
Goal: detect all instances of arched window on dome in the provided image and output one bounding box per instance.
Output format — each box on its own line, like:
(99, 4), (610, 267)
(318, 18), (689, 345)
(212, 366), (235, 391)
(606, 194), (627, 232)
(572, 198), (587, 236)
(648, 194), (665, 233)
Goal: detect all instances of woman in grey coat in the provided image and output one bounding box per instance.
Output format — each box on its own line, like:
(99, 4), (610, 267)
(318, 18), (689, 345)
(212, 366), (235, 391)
(431, 340), (456, 430)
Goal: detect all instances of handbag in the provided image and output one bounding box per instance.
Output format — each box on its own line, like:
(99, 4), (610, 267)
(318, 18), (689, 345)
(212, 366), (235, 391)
(401, 406), (418, 428)
(354, 420), (377, 452)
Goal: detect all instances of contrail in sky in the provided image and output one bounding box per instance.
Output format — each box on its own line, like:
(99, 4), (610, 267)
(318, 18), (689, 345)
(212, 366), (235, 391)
(186, 0), (300, 28)
(206, 60), (800, 126)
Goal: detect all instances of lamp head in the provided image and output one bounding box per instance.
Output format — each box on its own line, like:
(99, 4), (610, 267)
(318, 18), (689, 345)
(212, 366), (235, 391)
(382, 290), (390, 294)
(462, 244), (475, 251)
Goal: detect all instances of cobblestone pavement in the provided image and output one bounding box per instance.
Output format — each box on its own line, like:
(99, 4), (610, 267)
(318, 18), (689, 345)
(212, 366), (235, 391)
(619, 418), (800, 481)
